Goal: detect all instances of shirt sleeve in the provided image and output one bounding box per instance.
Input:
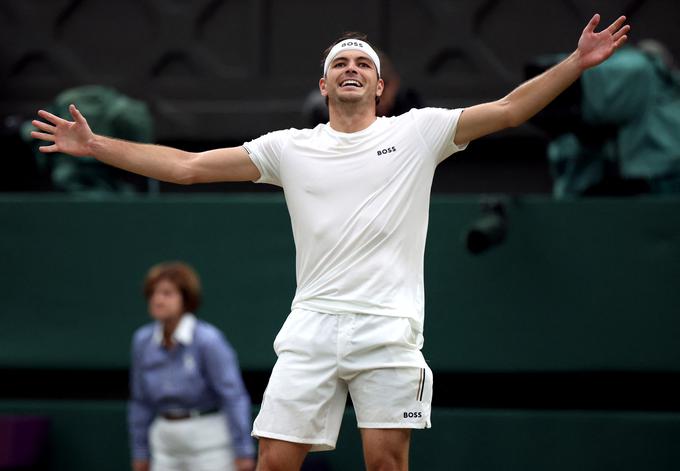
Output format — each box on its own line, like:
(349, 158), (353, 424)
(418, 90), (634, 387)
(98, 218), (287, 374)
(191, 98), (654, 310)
(201, 329), (256, 458)
(242, 129), (290, 187)
(127, 331), (155, 461)
(411, 107), (468, 164)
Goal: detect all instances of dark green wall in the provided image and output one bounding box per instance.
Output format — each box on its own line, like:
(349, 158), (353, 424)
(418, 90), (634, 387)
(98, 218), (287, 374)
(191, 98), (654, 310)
(2, 195), (679, 371)
(425, 197), (680, 372)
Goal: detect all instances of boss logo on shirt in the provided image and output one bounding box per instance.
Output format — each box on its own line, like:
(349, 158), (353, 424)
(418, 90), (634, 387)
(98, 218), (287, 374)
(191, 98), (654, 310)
(377, 146), (397, 156)
(403, 411), (422, 418)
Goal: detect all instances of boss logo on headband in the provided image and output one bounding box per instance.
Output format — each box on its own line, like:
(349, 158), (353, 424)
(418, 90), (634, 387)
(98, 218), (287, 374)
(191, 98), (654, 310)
(341, 41), (364, 48)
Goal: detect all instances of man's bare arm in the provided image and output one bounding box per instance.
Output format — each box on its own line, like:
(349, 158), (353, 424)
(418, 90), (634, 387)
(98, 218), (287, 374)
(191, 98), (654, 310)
(31, 104), (260, 184)
(454, 14), (630, 146)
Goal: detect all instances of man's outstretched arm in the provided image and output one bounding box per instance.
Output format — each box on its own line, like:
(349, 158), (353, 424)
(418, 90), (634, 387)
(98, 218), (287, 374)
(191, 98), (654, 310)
(453, 14), (630, 146)
(31, 104), (260, 184)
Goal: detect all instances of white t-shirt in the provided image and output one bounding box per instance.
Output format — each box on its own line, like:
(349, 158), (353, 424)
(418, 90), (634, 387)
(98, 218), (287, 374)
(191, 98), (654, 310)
(244, 107), (467, 332)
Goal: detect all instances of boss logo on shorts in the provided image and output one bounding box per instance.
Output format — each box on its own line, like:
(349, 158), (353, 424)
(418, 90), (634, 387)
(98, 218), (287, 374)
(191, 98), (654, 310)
(377, 146), (397, 156)
(403, 411), (422, 418)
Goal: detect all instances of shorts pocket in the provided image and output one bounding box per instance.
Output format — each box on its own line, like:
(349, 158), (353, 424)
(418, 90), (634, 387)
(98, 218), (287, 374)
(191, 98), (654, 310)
(273, 310), (301, 354)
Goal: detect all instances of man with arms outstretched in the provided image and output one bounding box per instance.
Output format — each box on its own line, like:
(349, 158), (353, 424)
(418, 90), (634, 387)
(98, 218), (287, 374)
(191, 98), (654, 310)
(32, 14), (629, 471)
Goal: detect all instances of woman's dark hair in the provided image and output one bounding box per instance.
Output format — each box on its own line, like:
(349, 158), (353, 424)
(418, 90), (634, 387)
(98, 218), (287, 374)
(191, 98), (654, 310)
(143, 261), (202, 313)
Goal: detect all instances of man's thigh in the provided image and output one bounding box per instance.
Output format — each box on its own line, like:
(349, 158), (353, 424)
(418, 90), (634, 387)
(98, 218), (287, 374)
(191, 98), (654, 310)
(256, 438), (311, 471)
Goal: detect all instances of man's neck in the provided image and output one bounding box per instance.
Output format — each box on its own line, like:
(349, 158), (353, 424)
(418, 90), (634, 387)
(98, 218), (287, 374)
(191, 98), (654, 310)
(328, 103), (377, 133)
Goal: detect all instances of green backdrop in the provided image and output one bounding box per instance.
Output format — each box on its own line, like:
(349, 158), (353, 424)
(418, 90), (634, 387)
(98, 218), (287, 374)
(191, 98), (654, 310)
(2, 195), (679, 470)
(1, 195), (679, 371)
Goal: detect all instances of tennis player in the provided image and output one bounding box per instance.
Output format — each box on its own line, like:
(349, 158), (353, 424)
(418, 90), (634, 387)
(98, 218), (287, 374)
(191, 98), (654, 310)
(31, 14), (629, 471)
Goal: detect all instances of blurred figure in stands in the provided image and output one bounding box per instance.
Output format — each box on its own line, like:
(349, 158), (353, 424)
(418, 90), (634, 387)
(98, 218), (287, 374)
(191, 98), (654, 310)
(21, 85), (154, 195)
(529, 39), (680, 197)
(375, 52), (423, 117)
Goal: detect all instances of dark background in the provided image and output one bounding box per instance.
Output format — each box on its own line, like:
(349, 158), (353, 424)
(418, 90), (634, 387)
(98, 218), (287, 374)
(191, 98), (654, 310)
(3, 0), (679, 195)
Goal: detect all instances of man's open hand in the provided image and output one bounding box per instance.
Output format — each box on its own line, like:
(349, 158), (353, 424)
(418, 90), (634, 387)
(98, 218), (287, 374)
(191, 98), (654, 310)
(31, 104), (95, 157)
(577, 14), (630, 70)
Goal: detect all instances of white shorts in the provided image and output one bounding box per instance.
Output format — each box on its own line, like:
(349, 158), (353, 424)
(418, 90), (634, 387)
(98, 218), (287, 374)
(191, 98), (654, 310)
(252, 309), (433, 451)
(150, 413), (234, 471)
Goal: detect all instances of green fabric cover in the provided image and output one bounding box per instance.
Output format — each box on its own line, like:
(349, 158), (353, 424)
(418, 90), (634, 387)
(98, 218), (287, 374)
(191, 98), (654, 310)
(548, 47), (680, 196)
(22, 85), (154, 195)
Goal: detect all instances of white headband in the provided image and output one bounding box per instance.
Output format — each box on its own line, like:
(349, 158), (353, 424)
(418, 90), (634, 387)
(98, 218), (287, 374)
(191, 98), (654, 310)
(323, 39), (381, 77)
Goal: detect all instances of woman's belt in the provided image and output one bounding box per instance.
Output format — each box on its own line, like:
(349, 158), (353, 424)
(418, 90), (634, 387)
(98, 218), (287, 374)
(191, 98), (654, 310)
(160, 407), (220, 421)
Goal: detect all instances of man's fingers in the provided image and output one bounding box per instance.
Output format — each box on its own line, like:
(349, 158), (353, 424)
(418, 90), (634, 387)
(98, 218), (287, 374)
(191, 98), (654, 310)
(584, 13), (600, 33)
(613, 24), (631, 42)
(32, 119), (56, 133)
(614, 35), (629, 49)
(607, 15), (627, 34)
(37, 109), (69, 126)
(69, 104), (86, 124)
(31, 131), (55, 142)
(38, 144), (58, 153)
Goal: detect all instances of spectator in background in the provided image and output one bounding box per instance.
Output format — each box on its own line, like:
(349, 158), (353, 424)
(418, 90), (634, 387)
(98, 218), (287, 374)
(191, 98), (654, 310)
(530, 39), (680, 197)
(21, 85), (155, 195)
(374, 52), (423, 118)
(128, 261), (255, 471)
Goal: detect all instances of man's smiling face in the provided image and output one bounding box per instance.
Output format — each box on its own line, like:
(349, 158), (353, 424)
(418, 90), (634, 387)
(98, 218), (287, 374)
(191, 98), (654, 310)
(320, 50), (383, 106)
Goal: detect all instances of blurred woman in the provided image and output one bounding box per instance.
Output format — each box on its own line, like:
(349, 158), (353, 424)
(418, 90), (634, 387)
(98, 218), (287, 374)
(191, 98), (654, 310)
(128, 261), (256, 471)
